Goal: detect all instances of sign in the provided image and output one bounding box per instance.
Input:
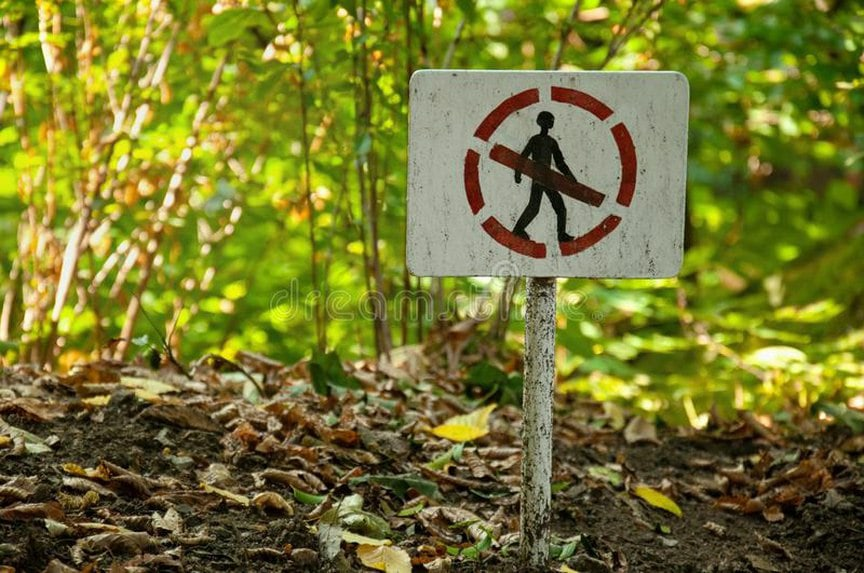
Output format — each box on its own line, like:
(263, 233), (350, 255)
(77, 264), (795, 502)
(407, 71), (689, 278)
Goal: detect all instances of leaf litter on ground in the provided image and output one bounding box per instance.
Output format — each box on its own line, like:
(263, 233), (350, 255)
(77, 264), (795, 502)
(0, 350), (861, 572)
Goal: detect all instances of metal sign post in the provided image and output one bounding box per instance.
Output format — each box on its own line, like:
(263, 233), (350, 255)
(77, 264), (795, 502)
(407, 70), (689, 568)
(520, 276), (557, 565)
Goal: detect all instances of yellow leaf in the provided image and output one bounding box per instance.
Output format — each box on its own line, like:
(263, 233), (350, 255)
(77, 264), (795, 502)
(0, 435), (12, 448)
(560, 565), (580, 573)
(120, 376), (177, 402)
(633, 485), (682, 518)
(431, 404), (496, 443)
(61, 462), (110, 480)
(82, 395), (111, 407)
(342, 531), (391, 546)
(201, 482), (250, 506)
(356, 544), (412, 573)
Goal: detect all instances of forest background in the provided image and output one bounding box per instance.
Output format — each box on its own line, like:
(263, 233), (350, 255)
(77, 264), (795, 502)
(1, 0), (863, 427)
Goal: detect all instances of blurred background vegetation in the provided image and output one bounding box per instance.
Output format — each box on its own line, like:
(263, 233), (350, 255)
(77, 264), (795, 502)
(0, 0), (862, 426)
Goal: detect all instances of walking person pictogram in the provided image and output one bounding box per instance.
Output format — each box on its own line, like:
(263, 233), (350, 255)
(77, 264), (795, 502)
(512, 112), (577, 243)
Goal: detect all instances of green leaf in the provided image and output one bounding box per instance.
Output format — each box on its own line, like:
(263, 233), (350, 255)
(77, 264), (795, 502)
(206, 8), (271, 47)
(814, 402), (864, 433)
(292, 487), (326, 505)
(587, 465), (622, 488)
(425, 443), (464, 470)
(350, 474), (440, 500)
(397, 501), (426, 517)
(309, 349), (361, 395)
(456, 0), (477, 20)
(446, 531), (492, 559)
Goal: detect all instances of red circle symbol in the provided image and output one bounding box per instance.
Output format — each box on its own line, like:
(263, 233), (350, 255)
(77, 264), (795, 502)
(463, 87), (637, 259)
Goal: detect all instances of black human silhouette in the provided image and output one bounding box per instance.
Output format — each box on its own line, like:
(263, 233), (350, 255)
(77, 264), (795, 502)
(512, 111), (576, 242)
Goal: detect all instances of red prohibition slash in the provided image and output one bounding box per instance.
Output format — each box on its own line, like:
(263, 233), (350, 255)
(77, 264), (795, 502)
(465, 86), (638, 258)
(489, 144), (605, 207)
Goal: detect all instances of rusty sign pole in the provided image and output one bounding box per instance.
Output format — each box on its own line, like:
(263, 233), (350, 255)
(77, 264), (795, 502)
(520, 276), (557, 567)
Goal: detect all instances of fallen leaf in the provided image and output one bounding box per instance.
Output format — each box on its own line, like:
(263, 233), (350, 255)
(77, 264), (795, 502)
(81, 395), (111, 407)
(624, 416), (659, 444)
(293, 487), (327, 505)
(762, 505), (785, 522)
(142, 405), (222, 432)
(349, 474), (439, 500)
(120, 376), (178, 401)
(716, 495), (765, 514)
(356, 544), (412, 573)
(0, 501), (65, 521)
(0, 417), (52, 454)
(632, 485), (682, 517)
(201, 483), (250, 506)
(318, 523), (343, 561)
(151, 507), (183, 533)
(75, 531), (153, 555)
(253, 491), (295, 515)
(342, 531), (391, 546)
(431, 404), (496, 443)
(587, 465), (623, 487)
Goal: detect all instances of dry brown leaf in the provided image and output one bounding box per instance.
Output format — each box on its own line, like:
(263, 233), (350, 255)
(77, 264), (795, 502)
(715, 495), (765, 514)
(762, 505), (785, 522)
(253, 491), (295, 515)
(0, 501), (66, 521)
(0, 476), (37, 502)
(152, 507), (184, 533)
(624, 416), (659, 444)
(42, 559), (79, 573)
(257, 468), (327, 492)
(0, 398), (66, 421)
(146, 490), (224, 511)
(62, 476), (118, 498)
(74, 531), (154, 555)
(141, 404), (222, 432)
(201, 482), (250, 506)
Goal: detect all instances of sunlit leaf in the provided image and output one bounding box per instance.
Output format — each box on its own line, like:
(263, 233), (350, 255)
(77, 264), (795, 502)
(342, 531), (391, 546)
(633, 485), (682, 518)
(201, 483), (250, 506)
(431, 404), (496, 443)
(120, 376), (177, 402)
(81, 395), (111, 407)
(356, 544), (411, 573)
(745, 346), (808, 369)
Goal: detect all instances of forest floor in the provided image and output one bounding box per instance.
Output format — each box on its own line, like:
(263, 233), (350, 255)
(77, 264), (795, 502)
(1, 352), (862, 573)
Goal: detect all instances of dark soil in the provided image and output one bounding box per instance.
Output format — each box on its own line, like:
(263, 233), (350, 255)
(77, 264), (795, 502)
(1, 363), (862, 573)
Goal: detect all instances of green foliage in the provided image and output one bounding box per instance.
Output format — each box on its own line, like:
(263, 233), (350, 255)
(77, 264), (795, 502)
(0, 0), (862, 425)
(309, 349), (361, 395)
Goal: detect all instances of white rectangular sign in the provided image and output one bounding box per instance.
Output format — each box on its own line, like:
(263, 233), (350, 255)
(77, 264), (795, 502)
(407, 71), (689, 278)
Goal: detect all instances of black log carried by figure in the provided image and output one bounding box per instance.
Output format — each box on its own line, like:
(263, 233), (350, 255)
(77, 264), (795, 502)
(509, 111), (592, 243)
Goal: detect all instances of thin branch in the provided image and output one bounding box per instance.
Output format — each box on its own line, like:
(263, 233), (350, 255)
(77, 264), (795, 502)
(551, 0), (583, 70)
(441, 19), (465, 68)
(600, 0), (665, 69)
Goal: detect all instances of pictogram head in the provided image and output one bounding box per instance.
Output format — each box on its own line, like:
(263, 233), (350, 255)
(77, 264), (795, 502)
(537, 111), (555, 130)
